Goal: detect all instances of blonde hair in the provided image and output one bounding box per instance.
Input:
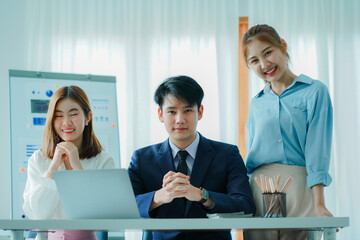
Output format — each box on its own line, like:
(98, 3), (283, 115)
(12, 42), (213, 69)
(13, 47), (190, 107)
(242, 24), (290, 67)
(42, 86), (103, 159)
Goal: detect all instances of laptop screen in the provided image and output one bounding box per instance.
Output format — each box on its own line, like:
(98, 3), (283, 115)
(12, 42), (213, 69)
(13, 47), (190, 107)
(53, 168), (140, 219)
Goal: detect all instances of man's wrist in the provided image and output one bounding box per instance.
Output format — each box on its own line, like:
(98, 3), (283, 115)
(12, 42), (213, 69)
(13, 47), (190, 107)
(198, 187), (209, 204)
(150, 190), (163, 211)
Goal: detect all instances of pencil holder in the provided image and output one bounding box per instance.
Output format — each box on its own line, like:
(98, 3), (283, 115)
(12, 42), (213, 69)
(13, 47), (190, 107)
(262, 193), (286, 218)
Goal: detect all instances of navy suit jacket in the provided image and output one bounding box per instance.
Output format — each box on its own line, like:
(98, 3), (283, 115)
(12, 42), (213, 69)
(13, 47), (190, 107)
(128, 134), (255, 240)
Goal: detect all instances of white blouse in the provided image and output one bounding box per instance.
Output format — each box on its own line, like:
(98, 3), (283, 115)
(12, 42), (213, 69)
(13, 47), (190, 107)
(23, 150), (115, 220)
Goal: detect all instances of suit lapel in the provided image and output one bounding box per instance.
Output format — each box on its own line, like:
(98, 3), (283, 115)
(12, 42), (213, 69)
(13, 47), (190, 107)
(189, 134), (213, 187)
(185, 134), (214, 215)
(157, 139), (176, 175)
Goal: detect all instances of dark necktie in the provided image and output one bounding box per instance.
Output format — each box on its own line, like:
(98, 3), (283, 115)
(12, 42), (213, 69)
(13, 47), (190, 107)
(176, 150), (189, 175)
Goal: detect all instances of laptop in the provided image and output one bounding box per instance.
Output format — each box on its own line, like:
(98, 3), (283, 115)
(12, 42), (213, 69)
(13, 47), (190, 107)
(53, 168), (140, 219)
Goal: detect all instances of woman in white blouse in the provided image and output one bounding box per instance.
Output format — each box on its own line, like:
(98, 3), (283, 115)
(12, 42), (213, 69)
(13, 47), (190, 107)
(23, 86), (115, 240)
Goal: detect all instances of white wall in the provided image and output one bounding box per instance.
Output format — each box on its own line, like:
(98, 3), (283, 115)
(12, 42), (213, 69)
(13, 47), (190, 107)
(0, 0), (27, 219)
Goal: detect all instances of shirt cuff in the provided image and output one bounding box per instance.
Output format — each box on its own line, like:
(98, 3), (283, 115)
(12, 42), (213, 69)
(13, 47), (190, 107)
(307, 171), (332, 188)
(38, 176), (57, 191)
(204, 200), (215, 210)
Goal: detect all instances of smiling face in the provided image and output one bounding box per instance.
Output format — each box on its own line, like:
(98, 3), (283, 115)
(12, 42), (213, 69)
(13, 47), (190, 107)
(53, 98), (91, 149)
(158, 94), (203, 149)
(246, 39), (289, 83)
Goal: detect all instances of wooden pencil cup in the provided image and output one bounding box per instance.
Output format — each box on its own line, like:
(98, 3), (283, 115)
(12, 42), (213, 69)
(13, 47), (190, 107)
(262, 192), (286, 218)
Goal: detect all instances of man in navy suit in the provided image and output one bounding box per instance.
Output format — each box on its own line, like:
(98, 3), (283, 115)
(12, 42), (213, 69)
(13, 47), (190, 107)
(128, 76), (255, 240)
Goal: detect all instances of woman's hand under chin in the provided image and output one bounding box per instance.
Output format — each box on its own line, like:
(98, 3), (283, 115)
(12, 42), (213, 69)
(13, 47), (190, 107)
(46, 146), (68, 178)
(57, 142), (83, 170)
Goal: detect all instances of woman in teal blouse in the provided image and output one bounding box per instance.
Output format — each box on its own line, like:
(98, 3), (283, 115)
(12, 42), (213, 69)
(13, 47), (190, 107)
(242, 24), (333, 240)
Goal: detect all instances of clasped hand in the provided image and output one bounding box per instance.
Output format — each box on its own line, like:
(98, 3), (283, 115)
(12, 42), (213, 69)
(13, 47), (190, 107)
(47, 142), (82, 179)
(151, 171), (201, 209)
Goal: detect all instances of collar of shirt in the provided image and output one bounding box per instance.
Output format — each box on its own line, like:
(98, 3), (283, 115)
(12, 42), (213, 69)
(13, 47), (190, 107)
(256, 74), (313, 98)
(169, 132), (200, 159)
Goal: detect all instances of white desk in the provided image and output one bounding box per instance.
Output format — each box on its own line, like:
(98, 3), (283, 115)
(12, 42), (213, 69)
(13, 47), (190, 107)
(0, 217), (349, 240)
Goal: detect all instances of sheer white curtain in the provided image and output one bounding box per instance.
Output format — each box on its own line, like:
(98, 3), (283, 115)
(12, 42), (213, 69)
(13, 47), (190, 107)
(24, 0), (241, 171)
(24, 2), (242, 238)
(248, 0), (360, 239)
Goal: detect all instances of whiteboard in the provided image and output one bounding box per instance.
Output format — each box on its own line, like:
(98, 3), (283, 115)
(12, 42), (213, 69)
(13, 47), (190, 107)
(9, 70), (121, 219)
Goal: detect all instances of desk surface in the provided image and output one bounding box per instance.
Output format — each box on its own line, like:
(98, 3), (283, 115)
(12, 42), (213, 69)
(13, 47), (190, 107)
(0, 217), (349, 231)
